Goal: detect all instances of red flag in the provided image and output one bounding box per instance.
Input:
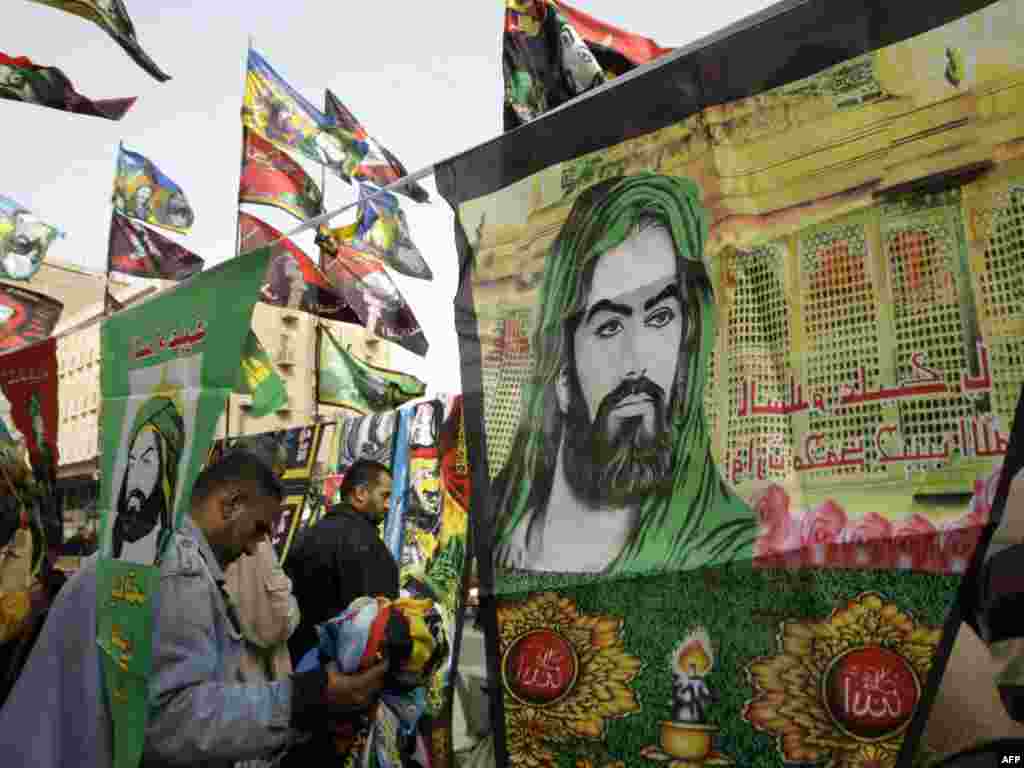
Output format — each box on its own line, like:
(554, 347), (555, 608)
(0, 284), (63, 354)
(237, 212), (360, 325)
(0, 336), (60, 477)
(239, 129), (324, 222)
(553, 1), (671, 74)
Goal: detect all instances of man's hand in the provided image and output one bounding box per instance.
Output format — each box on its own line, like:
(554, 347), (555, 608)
(323, 659), (388, 713)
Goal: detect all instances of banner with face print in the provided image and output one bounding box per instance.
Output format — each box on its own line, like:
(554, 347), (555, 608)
(96, 249), (271, 768)
(438, 1), (1024, 766)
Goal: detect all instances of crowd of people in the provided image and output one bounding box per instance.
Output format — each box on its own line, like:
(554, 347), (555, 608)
(0, 440), (438, 767)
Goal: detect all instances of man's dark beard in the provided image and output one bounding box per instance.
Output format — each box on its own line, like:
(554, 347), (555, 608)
(113, 485), (166, 558)
(562, 375), (674, 508)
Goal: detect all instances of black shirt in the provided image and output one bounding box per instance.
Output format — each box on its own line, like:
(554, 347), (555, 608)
(284, 504), (399, 666)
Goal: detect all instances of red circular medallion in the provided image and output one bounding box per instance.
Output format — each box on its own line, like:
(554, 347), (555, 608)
(824, 646), (920, 741)
(502, 630), (578, 706)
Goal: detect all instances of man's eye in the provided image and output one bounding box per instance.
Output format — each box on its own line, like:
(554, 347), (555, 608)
(594, 318), (623, 339)
(646, 307), (676, 329)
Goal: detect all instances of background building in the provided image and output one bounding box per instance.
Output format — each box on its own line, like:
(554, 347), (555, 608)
(5, 256), (399, 540)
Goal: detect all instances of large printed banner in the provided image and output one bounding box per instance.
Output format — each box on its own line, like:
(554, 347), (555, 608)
(95, 250), (271, 768)
(0, 337), (59, 481)
(0, 283), (63, 354)
(0, 337), (61, 569)
(437, 1), (1024, 766)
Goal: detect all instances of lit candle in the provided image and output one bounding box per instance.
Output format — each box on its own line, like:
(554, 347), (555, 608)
(671, 628), (716, 724)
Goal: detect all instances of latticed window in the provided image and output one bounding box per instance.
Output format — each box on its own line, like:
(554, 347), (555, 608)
(981, 184), (1024, 428)
(882, 199), (976, 466)
(483, 309), (534, 479)
(725, 243), (793, 485)
(800, 220), (885, 479)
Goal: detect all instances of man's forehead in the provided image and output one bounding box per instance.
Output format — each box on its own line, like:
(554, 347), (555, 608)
(584, 226), (678, 310)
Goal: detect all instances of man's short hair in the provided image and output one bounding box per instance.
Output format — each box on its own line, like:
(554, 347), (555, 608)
(338, 459), (391, 501)
(192, 448), (285, 506)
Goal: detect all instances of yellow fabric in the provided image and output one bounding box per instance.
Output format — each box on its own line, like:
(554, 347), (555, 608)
(392, 597), (435, 675)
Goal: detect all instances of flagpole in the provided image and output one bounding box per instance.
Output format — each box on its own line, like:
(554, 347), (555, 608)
(312, 163), (326, 424)
(104, 142), (122, 317)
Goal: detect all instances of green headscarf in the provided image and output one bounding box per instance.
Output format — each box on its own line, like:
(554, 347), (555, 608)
(127, 395), (184, 516)
(493, 172), (756, 574)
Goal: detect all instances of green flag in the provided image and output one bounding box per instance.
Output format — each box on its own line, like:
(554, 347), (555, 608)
(234, 330), (288, 418)
(95, 247), (272, 768)
(317, 325), (425, 413)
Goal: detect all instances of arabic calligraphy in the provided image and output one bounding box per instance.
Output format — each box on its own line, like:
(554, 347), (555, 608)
(726, 345), (1010, 481)
(0, 367), (48, 386)
(131, 320), (207, 360)
(737, 346), (995, 421)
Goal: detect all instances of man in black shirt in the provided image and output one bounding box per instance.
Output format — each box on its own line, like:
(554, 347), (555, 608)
(286, 459), (398, 667)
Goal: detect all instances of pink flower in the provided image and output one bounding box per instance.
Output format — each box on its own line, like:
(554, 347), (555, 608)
(939, 518), (983, 574)
(838, 512), (895, 568)
(967, 467), (1002, 526)
(752, 484), (799, 558)
(799, 499), (848, 565)
(892, 514), (942, 572)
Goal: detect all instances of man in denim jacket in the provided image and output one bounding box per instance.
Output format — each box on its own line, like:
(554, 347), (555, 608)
(0, 447), (388, 768)
(143, 446), (388, 767)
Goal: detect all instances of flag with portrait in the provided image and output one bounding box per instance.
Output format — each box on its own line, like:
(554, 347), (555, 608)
(316, 226), (428, 357)
(324, 88), (430, 203)
(113, 145), (195, 234)
(438, 0), (1024, 766)
(0, 51), (135, 120)
(0, 195), (63, 282)
(237, 211), (360, 325)
(242, 48), (361, 182)
(107, 212), (203, 281)
(351, 182), (432, 280)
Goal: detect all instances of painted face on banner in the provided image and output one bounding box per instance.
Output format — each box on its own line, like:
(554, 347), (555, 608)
(116, 427), (165, 545)
(165, 193), (194, 230)
(410, 403), (438, 449)
(564, 224), (681, 507)
(113, 395), (185, 561)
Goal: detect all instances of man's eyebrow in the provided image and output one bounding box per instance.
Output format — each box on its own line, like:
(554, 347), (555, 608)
(137, 446), (156, 460)
(584, 299), (633, 326)
(643, 283), (681, 312)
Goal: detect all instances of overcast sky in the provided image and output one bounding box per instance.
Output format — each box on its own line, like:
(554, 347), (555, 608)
(3, 0), (777, 392)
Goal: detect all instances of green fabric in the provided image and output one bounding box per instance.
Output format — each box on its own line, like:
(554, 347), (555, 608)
(96, 248), (272, 768)
(234, 330), (288, 418)
(318, 326), (425, 413)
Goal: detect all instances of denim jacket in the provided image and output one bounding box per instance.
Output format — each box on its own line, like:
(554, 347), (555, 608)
(143, 518), (299, 767)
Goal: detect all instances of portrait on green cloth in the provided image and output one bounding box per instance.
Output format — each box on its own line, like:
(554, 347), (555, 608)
(102, 355), (199, 565)
(489, 173), (756, 575)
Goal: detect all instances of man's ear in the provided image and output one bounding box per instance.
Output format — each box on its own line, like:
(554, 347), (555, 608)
(555, 365), (571, 416)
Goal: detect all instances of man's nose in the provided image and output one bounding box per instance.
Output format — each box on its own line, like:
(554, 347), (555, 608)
(620, 325), (645, 379)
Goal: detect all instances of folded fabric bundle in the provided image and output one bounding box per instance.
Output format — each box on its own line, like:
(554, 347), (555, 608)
(297, 596), (449, 768)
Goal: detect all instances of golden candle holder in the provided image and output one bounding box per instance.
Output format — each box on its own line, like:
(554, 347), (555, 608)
(639, 721), (734, 768)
